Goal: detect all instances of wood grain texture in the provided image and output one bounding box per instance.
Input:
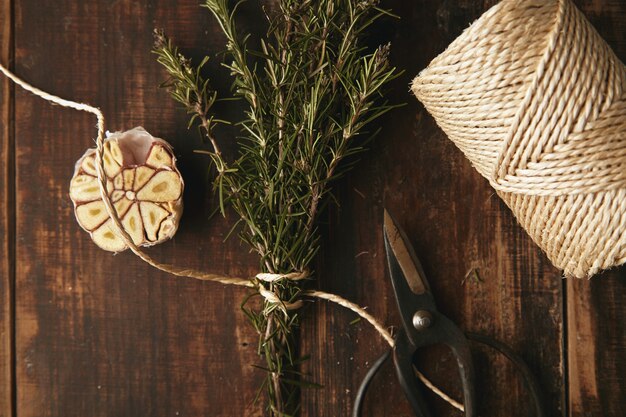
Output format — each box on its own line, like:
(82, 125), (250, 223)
(567, 274), (626, 417)
(302, 2), (564, 416)
(13, 1), (261, 416)
(0, 0), (14, 416)
(2, 0), (624, 416)
(567, 2), (626, 416)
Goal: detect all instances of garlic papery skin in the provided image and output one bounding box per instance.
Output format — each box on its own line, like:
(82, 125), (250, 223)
(69, 127), (184, 252)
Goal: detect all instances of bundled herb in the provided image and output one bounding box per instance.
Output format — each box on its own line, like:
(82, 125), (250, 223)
(154, 0), (399, 414)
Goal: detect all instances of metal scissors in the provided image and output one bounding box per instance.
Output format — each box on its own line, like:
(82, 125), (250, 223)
(352, 210), (547, 417)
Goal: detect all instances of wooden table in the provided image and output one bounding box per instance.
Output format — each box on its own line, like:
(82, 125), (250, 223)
(1, 1), (625, 416)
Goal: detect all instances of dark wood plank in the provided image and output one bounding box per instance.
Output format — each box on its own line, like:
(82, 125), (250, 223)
(567, 273), (626, 417)
(12, 0), (626, 416)
(302, 1), (564, 416)
(0, 0), (14, 416)
(567, 3), (626, 415)
(13, 1), (262, 416)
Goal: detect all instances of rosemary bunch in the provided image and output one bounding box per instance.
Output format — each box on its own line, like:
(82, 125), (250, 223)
(154, 1), (399, 414)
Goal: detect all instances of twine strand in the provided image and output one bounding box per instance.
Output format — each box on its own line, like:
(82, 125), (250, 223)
(256, 271), (308, 311)
(0, 61), (463, 413)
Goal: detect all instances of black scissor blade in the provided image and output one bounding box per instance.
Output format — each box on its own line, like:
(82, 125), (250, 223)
(383, 209), (430, 295)
(383, 209), (437, 346)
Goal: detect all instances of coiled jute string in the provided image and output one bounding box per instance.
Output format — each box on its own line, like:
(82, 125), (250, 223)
(412, 0), (626, 278)
(0, 63), (463, 410)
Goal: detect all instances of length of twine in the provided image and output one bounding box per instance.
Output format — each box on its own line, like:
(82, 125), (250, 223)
(0, 62), (463, 412)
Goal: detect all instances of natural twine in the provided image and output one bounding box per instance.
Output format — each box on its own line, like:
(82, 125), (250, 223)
(412, 0), (626, 278)
(0, 62), (464, 411)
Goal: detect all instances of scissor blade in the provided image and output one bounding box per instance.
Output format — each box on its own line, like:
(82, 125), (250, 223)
(383, 210), (429, 295)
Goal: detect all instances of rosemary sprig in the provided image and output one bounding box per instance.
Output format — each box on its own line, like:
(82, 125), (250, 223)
(153, 30), (223, 155)
(154, 1), (400, 415)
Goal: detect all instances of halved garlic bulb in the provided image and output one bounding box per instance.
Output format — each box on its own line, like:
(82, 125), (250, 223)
(69, 127), (184, 252)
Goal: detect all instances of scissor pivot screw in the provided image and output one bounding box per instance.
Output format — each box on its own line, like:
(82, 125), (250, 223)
(412, 310), (433, 331)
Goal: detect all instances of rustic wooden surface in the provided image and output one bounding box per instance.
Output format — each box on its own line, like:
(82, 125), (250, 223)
(0, 0), (625, 416)
(0, 0), (13, 416)
(565, 2), (626, 416)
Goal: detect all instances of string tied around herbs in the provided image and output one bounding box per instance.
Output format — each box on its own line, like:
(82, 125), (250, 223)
(255, 271), (309, 312)
(0, 62), (464, 413)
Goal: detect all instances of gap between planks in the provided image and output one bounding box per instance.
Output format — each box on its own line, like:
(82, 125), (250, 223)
(1, 0), (16, 416)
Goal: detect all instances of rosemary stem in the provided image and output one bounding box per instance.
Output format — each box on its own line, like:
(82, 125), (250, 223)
(155, 1), (400, 414)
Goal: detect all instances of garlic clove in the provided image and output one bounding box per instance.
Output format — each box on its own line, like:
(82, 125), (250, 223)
(140, 202), (171, 242)
(136, 170), (183, 202)
(91, 219), (127, 252)
(158, 217), (177, 240)
(80, 154), (97, 176)
(107, 140), (125, 166)
(69, 174), (101, 203)
(146, 144), (174, 169)
(134, 166), (155, 189)
(110, 190), (125, 203)
(121, 203), (144, 245)
(113, 196), (133, 218)
(106, 179), (115, 194)
(75, 200), (109, 231)
(103, 141), (122, 177)
(113, 172), (124, 190)
(122, 168), (135, 190)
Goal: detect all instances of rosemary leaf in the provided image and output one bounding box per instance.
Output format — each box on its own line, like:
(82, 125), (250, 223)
(154, 1), (400, 415)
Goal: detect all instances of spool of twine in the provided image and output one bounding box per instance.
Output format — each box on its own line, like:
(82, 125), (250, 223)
(412, 0), (626, 278)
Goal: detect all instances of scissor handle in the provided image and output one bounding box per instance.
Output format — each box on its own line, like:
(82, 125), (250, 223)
(397, 319), (476, 417)
(354, 330), (546, 417)
(393, 330), (434, 417)
(438, 314), (476, 417)
(351, 350), (391, 417)
(466, 332), (547, 417)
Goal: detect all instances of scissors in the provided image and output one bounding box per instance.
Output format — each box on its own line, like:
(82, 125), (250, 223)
(352, 210), (547, 417)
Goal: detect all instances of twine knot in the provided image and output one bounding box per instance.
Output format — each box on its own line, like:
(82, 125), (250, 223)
(255, 271), (309, 311)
